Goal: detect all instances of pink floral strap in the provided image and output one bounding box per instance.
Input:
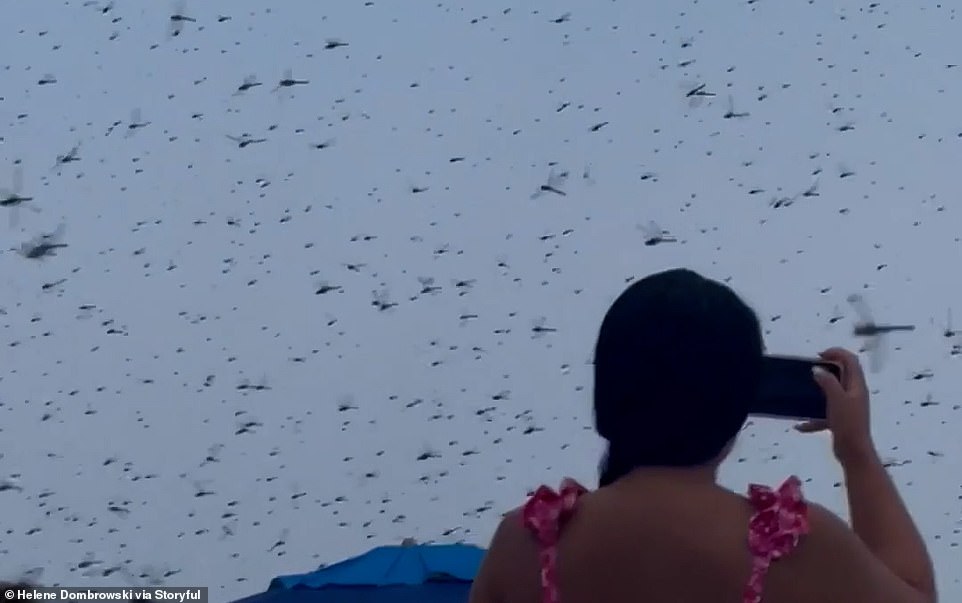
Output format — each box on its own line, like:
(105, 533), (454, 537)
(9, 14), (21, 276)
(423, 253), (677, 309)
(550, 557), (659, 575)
(519, 475), (807, 603)
(743, 475), (810, 603)
(520, 477), (589, 603)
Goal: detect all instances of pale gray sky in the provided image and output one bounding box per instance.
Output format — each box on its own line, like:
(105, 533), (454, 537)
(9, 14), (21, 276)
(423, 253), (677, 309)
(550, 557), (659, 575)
(0, 0), (960, 600)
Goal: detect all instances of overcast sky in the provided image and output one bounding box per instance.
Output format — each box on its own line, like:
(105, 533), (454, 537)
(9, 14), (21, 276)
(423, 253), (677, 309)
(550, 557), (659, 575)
(1, 0), (960, 600)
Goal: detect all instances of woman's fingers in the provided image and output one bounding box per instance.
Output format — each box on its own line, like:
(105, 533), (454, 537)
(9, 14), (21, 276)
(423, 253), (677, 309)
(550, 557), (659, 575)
(818, 347), (864, 392)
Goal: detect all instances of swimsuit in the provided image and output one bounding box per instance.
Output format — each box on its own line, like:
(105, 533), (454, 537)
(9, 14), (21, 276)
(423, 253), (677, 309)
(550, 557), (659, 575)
(521, 475), (809, 603)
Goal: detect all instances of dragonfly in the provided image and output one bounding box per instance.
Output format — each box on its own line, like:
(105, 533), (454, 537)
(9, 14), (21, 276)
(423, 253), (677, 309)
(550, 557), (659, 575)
(236, 376), (271, 392)
(452, 278), (475, 296)
(314, 280), (342, 295)
(722, 94), (750, 119)
(8, 566), (43, 585)
(19, 223), (68, 259)
(847, 293), (915, 372)
(324, 38), (349, 49)
(273, 68), (309, 93)
(836, 119), (856, 132)
(531, 316), (558, 337)
(0, 477), (24, 492)
(941, 308), (958, 338)
(838, 162), (856, 178)
(125, 108), (150, 138)
(235, 417), (263, 435)
(124, 563), (180, 586)
(51, 142), (81, 172)
(417, 276), (442, 295)
(310, 138), (336, 150)
(233, 74), (262, 95)
(201, 443), (223, 466)
(769, 193), (798, 209)
(530, 168), (568, 199)
(226, 133), (267, 148)
(680, 81), (717, 107)
(938, 309), (960, 357)
(1, 166), (41, 229)
(191, 478), (215, 497)
(458, 310), (480, 327)
(582, 163), (595, 185)
(372, 288), (398, 311)
(637, 220), (677, 246)
(168, 0), (196, 38)
(800, 176), (820, 198)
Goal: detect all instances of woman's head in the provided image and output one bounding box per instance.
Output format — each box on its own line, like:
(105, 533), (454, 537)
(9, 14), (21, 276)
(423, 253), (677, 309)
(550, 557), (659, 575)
(594, 268), (763, 486)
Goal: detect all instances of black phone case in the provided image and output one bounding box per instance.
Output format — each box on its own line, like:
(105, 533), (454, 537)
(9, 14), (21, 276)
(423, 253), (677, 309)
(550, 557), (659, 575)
(750, 355), (842, 420)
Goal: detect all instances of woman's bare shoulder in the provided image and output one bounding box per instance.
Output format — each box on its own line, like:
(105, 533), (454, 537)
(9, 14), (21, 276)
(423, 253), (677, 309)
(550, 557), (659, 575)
(489, 506), (530, 551)
(469, 507), (537, 603)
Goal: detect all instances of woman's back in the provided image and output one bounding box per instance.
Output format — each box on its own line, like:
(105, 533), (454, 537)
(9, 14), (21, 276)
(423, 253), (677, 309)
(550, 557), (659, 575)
(470, 270), (935, 603)
(494, 473), (817, 603)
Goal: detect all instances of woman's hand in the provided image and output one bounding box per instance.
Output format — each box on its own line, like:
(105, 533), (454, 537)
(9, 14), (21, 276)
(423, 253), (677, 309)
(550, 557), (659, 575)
(795, 347), (877, 464)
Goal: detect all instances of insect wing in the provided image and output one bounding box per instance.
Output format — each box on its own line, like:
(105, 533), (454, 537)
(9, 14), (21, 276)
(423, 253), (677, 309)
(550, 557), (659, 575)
(546, 168), (567, 189)
(637, 220), (662, 239)
(12, 166), (23, 194)
(846, 293), (875, 325)
(864, 332), (887, 373)
(44, 222), (66, 243)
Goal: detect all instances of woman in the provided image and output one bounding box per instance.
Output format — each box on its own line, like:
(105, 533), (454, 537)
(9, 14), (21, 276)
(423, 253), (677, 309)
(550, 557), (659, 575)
(470, 268), (936, 603)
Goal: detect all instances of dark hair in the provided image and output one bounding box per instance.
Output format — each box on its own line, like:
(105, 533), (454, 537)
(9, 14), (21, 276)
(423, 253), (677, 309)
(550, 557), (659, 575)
(594, 268), (763, 487)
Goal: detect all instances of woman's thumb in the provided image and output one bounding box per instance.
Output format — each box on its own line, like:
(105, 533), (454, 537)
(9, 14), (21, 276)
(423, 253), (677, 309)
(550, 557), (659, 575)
(812, 365), (843, 399)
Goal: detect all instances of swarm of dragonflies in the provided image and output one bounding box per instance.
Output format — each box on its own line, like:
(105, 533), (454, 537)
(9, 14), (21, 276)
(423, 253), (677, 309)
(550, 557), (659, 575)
(1, 166), (40, 229)
(847, 293), (915, 372)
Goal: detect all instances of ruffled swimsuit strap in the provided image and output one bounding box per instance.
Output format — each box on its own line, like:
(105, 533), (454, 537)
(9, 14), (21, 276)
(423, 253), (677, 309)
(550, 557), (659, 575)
(743, 475), (811, 603)
(520, 477), (589, 603)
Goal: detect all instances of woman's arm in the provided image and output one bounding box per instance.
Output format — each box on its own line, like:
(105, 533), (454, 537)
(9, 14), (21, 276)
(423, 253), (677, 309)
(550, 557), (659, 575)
(468, 514), (515, 603)
(804, 349), (936, 600)
(800, 502), (936, 603)
(840, 445), (937, 599)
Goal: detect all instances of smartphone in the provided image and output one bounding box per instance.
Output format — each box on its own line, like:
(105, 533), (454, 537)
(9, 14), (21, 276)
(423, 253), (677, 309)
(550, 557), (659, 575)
(749, 355), (843, 420)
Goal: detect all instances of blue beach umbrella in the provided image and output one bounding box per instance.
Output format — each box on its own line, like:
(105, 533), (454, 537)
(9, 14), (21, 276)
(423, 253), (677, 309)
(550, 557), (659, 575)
(232, 540), (486, 603)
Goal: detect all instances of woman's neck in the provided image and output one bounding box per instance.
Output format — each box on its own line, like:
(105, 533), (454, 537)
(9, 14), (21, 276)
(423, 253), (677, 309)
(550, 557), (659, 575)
(614, 463), (721, 487)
